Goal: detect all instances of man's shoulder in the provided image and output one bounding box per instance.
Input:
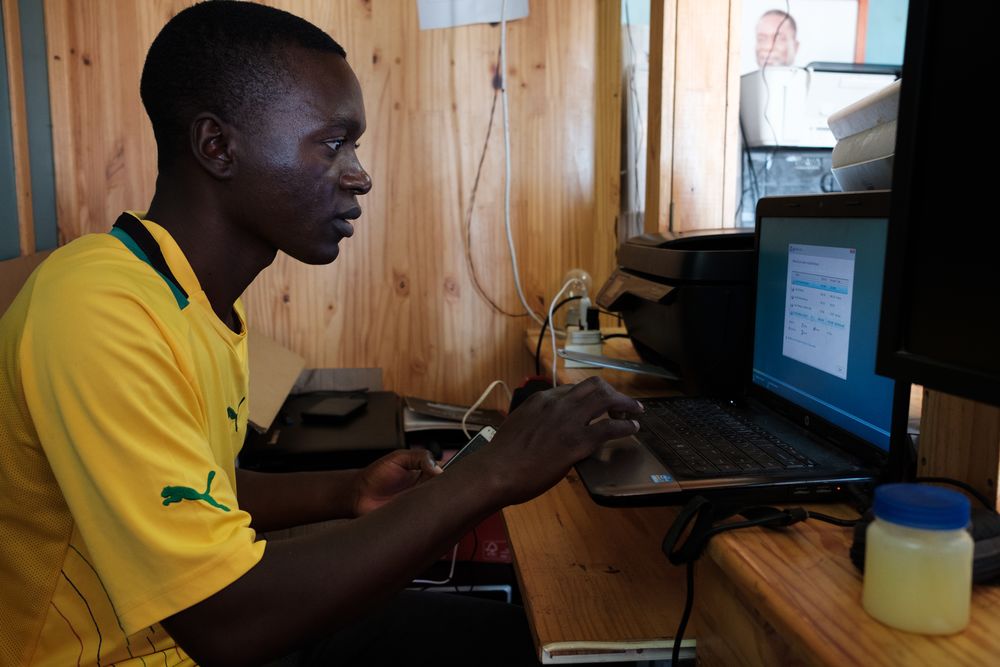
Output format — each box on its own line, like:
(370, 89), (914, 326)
(30, 231), (177, 308)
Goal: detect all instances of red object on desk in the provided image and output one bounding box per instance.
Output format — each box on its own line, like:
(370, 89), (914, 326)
(441, 512), (511, 564)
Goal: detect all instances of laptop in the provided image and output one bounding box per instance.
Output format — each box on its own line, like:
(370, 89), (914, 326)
(576, 191), (910, 506)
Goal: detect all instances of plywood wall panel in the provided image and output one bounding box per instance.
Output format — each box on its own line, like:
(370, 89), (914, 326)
(43, 1), (615, 407)
(671, 0), (737, 232)
(646, 0), (740, 234)
(3, 0), (35, 255)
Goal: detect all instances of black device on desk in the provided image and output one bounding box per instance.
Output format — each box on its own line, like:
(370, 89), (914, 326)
(578, 191), (911, 506)
(241, 391), (405, 471)
(597, 227), (755, 397)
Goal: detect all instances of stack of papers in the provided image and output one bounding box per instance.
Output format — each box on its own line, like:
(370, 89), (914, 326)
(403, 397), (505, 433)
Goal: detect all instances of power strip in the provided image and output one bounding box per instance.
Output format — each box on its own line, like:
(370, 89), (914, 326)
(563, 329), (602, 368)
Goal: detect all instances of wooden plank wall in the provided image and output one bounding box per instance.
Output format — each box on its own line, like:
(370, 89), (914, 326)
(920, 390), (1000, 507)
(42, 0), (618, 407)
(646, 0), (740, 233)
(2, 0), (32, 254)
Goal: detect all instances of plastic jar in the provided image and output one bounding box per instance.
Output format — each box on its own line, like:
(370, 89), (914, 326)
(862, 483), (973, 634)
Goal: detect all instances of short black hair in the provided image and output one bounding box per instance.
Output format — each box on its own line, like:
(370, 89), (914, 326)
(140, 1), (346, 168)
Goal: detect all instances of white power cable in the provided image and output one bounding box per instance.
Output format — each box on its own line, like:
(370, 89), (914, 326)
(461, 380), (513, 439)
(415, 377), (514, 585)
(412, 543), (460, 586)
(548, 278), (580, 387)
(499, 0), (545, 326)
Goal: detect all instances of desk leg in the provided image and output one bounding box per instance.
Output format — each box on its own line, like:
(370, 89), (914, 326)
(693, 557), (804, 667)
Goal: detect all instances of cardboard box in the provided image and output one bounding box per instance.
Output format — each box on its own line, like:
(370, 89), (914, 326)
(246, 329), (306, 432)
(0, 251), (52, 317)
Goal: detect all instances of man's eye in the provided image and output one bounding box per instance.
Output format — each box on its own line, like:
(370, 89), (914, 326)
(326, 140), (361, 153)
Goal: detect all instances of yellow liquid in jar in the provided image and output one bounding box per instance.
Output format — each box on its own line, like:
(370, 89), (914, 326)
(862, 518), (973, 635)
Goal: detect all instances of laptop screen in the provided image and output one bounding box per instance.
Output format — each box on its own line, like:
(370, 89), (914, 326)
(752, 215), (894, 451)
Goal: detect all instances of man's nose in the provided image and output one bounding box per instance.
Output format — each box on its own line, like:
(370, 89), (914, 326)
(341, 166), (372, 196)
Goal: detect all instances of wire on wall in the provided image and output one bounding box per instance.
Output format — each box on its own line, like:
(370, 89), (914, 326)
(463, 80), (529, 318)
(499, 0), (545, 326)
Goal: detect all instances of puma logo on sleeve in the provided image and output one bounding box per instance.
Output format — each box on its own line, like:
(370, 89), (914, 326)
(161, 470), (231, 512)
(226, 396), (246, 432)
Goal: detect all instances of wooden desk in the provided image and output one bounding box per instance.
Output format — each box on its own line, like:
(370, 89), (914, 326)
(698, 509), (1000, 665)
(504, 476), (690, 663)
(504, 332), (691, 662)
(505, 331), (1000, 665)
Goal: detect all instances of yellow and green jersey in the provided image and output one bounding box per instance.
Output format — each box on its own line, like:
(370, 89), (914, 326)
(0, 213), (266, 666)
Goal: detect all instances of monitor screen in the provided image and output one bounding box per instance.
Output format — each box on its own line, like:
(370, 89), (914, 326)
(876, 0), (1000, 406)
(753, 215), (894, 450)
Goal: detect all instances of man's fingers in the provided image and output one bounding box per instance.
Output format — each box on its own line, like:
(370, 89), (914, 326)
(586, 416), (640, 446)
(387, 449), (438, 472)
(421, 451), (443, 477)
(609, 402), (644, 421)
(566, 377), (644, 423)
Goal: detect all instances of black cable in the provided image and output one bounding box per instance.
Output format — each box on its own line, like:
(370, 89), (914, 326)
(533, 296), (582, 376)
(739, 118), (762, 219)
(672, 560), (695, 666)
(601, 333), (630, 341)
(592, 308), (623, 330)
(756, 2), (792, 199)
(806, 511), (860, 527)
(915, 476), (996, 511)
(456, 526), (481, 595)
(667, 513), (785, 663)
(759, 3), (792, 147)
(663, 497), (862, 662)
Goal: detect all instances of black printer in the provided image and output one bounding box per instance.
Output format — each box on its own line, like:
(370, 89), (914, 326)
(596, 228), (755, 397)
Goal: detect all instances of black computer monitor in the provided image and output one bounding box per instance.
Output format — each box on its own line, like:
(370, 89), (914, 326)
(876, 0), (1000, 408)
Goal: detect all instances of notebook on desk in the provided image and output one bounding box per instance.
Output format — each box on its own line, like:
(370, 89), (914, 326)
(577, 191), (910, 506)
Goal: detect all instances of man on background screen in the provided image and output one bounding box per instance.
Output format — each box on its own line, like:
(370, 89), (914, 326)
(756, 9), (800, 67)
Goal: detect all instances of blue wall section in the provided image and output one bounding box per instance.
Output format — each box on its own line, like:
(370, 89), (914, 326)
(1, 8), (23, 260)
(622, 0), (650, 26)
(866, 0), (908, 65)
(19, 0), (58, 251)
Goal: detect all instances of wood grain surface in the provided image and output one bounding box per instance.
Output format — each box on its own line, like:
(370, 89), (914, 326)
(700, 508), (1000, 666)
(919, 389), (1000, 508)
(508, 332), (689, 659)
(646, 0), (740, 234)
(644, 0), (675, 235)
(670, 0), (740, 232)
(503, 474), (687, 657)
(2, 0), (34, 254)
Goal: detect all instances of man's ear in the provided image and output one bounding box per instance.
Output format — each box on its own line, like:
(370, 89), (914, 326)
(189, 113), (236, 180)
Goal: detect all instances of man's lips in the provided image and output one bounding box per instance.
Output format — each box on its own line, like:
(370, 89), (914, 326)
(332, 218), (354, 238)
(332, 205), (362, 239)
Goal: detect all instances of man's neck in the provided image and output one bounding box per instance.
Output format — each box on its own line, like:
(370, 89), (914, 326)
(145, 181), (276, 332)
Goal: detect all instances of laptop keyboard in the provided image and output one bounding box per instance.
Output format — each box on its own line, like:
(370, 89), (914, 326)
(636, 398), (817, 478)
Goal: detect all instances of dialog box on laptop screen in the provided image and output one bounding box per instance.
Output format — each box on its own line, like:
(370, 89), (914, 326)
(752, 217), (894, 450)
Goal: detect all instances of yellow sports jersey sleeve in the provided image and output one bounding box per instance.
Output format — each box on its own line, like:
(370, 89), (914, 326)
(17, 240), (265, 636)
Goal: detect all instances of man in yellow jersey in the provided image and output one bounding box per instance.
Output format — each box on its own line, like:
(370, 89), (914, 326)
(0, 2), (643, 665)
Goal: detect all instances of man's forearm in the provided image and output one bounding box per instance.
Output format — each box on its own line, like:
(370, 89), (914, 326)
(164, 463), (504, 666)
(235, 468), (360, 532)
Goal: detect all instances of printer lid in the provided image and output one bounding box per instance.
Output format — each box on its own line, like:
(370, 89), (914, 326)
(617, 228), (754, 284)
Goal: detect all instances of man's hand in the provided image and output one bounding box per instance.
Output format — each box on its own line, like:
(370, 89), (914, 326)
(352, 449), (441, 515)
(460, 376), (644, 506)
